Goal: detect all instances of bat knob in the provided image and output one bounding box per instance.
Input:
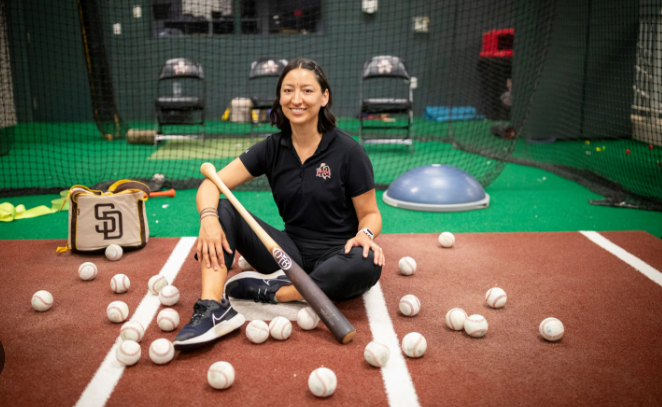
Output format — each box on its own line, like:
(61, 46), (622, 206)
(342, 330), (356, 344)
(200, 162), (217, 177)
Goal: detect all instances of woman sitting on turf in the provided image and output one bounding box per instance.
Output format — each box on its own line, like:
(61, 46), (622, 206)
(173, 58), (384, 350)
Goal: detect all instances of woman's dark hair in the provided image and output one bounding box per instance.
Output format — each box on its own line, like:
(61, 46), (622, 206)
(270, 58), (336, 134)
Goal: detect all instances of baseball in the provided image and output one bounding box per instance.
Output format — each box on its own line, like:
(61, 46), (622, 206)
(539, 317), (564, 341)
(364, 341), (390, 367)
(208, 361), (235, 390)
(78, 262), (98, 281)
(464, 314), (488, 338)
(308, 367), (337, 397)
(148, 275), (168, 295)
(159, 285), (180, 306)
(116, 340), (141, 366)
(110, 274), (130, 294)
(401, 332), (427, 358)
(399, 294), (421, 317)
(246, 320), (270, 344)
(398, 256), (417, 276)
(237, 255), (252, 271)
(105, 244), (123, 261)
(31, 290), (53, 312)
(269, 316), (292, 340)
(438, 232), (455, 248)
(445, 308), (468, 331)
(107, 301), (129, 323)
(157, 308), (180, 331)
(296, 307), (320, 330)
(120, 320), (145, 342)
(149, 338), (175, 364)
(485, 287), (507, 308)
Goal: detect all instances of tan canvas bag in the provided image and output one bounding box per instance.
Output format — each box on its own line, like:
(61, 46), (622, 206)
(57, 180), (150, 253)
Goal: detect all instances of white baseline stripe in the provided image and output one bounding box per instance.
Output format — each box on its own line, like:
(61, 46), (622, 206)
(580, 231), (662, 287)
(75, 237), (197, 407)
(363, 282), (421, 407)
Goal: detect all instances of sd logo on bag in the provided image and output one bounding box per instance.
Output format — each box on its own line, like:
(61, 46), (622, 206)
(57, 180), (150, 253)
(95, 203), (124, 239)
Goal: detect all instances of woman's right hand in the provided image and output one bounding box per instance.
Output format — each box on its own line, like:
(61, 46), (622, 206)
(197, 216), (232, 271)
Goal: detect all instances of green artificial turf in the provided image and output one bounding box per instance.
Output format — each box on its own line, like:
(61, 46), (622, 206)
(2, 119), (661, 241)
(2, 163), (661, 241)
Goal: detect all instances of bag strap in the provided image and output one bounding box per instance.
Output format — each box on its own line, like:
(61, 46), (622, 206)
(108, 180), (151, 198)
(60, 181), (150, 211)
(61, 185), (102, 207)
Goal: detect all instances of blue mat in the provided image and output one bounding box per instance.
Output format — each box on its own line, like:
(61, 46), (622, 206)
(424, 106), (484, 122)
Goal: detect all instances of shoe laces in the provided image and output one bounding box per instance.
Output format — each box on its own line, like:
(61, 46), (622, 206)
(190, 302), (207, 322)
(253, 287), (273, 303)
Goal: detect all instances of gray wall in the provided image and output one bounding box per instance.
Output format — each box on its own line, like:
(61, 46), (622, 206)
(8, 0), (514, 123)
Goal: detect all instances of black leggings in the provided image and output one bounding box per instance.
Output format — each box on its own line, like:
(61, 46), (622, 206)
(216, 200), (382, 302)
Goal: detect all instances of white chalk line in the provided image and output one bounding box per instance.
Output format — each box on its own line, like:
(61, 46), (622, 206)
(580, 231), (662, 287)
(363, 282), (421, 407)
(74, 237), (196, 407)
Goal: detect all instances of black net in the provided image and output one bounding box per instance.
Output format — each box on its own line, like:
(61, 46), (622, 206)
(1, 0), (661, 210)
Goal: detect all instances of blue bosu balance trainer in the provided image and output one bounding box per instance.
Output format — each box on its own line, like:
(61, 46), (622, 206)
(383, 164), (490, 212)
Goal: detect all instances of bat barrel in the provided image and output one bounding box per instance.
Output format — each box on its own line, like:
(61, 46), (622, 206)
(271, 247), (355, 344)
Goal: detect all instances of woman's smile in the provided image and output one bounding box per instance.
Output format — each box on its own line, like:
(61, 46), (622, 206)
(289, 107), (307, 115)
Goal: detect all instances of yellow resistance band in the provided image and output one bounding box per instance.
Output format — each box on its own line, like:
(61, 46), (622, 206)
(0, 202), (58, 222)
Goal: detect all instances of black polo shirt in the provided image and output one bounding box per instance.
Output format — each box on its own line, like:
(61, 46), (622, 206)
(239, 127), (375, 242)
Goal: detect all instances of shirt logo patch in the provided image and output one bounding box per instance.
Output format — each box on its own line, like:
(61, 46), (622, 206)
(316, 163), (331, 180)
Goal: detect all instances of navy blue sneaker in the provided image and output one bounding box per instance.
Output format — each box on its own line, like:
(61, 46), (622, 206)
(173, 297), (245, 351)
(225, 270), (292, 304)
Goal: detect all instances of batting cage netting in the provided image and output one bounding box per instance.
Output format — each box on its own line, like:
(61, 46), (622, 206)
(1, 0), (661, 210)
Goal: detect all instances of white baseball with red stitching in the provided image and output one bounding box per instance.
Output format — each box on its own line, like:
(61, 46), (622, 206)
(485, 287), (507, 308)
(148, 275), (168, 295)
(398, 294), (421, 316)
(149, 338), (174, 364)
(364, 341), (390, 367)
(268, 316), (292, 340)
(78, 262), (98, 281)
(208, 361), (235, 389)
(107, 301), (129, 323)
(246, 320), (269, 344)
(297, 307), (320, 330)
(445, 308), (468, 330)
(237, 255), (252, 271)
(401, 332), (427, 358)
(438, 232), (455, 248)
(110, 274), (130, 294)
(464, 314), (488, 338)
(116, 340), (141, 366)
(398, 256), (417, 276)
(159, 285), (180, 306)
(308, 367), (337, 397)
(105, 244), (123, 261)
(31, 290), (53, 312)
(120, 320), (145, 342)
(157, 308), (180, 332)
(539, 317), (564, 341)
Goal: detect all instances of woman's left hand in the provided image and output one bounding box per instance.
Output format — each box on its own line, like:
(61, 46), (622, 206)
(344, 233), (385, 267)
